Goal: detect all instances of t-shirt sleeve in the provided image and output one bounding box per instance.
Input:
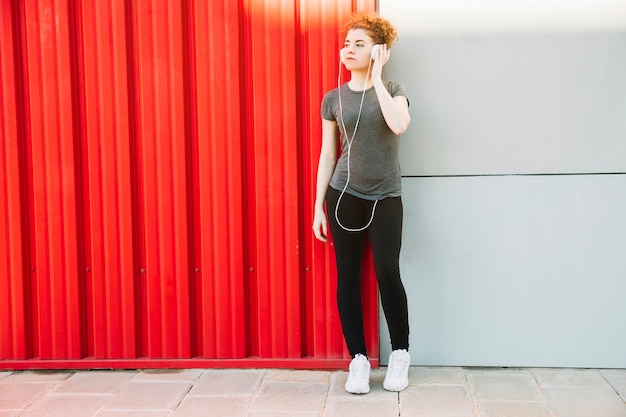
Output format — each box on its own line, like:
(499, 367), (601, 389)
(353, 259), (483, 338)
(320, 90), (337, 121)
(389, 81), (409, 106)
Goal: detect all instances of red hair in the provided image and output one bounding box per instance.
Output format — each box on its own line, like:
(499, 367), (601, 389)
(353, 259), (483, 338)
(342, 12), (398, 47)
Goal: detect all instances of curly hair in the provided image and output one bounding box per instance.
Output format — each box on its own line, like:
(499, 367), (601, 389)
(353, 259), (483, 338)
(341, 12), (398, 48)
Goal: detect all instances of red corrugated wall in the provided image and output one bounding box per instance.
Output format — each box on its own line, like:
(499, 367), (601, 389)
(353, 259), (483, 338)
(0, 0), (379, 369)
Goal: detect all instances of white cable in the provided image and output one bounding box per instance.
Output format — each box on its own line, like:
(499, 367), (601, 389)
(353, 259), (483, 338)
(335, 56), (378, 232)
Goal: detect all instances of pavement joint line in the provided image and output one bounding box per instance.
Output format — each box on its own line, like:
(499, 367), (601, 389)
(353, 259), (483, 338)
(170, 377), (194, 413)
(602, 373), (626, 406)
(464, 369), (481, 417)
(396, 391), (400, 417)
(242, 369), (267, 417)
(318, 373), (332, 417)
(530, 369), (559, 417)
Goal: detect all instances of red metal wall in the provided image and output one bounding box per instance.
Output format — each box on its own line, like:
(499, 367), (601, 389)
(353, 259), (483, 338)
(0, 0), (379, 369)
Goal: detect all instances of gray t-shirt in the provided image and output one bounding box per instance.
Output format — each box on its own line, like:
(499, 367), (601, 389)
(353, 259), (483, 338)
(321, 81), (408, 200)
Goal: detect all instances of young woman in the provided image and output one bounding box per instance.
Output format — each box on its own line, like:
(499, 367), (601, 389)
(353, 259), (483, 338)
(312, 12), (411, 394)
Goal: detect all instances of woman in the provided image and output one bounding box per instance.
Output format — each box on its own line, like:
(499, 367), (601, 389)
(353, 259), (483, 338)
(312, 12), (411, 394)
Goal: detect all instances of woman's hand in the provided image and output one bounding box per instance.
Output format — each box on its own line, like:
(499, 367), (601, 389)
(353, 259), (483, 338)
(371, 44), (410, 135)
(312, 208), (329, 242)
(371, 43), (390, 82)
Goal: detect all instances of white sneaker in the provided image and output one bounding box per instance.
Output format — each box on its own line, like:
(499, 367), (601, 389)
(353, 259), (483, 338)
(345, 354), (371, 394)
(383, 349), (410, 392)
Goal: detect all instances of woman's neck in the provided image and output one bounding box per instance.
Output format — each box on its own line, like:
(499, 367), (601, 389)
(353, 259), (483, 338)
(348, 70), (372, 91)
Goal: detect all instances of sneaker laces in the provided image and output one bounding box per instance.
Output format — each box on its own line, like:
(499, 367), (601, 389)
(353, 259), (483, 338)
(351, 355), (369, 379)
(388, 351), (410, 378)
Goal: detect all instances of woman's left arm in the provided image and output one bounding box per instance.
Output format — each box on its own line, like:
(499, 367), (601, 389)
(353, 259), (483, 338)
(371, 44), (411, 135)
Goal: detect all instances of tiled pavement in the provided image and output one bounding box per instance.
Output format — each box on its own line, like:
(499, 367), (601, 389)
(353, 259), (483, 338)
(1, 367), (626, 416)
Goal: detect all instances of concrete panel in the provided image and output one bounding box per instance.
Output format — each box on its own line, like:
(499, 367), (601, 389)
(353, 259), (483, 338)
(380, 175), (626, 367)
(379, 0), (626, 176)
(390, 32), (626, 176)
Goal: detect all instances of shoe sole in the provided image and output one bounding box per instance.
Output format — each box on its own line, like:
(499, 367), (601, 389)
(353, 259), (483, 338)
(346, 387), (370, 394)
(383, 382), (408, 392)
(345, 381), (370, 394)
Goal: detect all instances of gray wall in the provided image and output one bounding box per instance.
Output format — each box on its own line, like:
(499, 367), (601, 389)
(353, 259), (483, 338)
(378, 0), (626, 367)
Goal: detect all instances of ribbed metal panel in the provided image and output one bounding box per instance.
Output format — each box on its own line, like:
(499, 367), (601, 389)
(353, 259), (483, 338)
(1, 0), (27, 361)
(77, 0), (138, 360)
(0, 0), (377, 369)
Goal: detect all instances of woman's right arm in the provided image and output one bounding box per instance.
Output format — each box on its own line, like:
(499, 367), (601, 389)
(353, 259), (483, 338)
(312, 118), (339, 242)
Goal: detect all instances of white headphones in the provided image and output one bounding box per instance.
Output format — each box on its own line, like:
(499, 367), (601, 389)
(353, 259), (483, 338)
(334, 44), (383, 232)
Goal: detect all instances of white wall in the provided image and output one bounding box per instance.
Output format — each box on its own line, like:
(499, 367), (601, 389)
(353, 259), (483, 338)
(378, 0), (626, 367)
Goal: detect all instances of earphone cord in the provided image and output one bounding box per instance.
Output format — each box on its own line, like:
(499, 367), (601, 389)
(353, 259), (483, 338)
(335, 58), (378, 232)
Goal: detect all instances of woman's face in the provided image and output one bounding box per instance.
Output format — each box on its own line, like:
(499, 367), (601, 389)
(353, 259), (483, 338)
(341, 28), (376, 69)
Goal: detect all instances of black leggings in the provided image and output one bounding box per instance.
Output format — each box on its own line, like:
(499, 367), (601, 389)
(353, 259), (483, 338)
(326, 186), (409, 358)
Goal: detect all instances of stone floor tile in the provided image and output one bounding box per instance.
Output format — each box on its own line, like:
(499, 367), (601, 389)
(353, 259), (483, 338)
(20, 394), (110, 417)
(544, 385), (626, 417)
(103, 381), (191, 410)
(467, 370), (543, 402)
(324, 398), (399, 417)
(133, 369), (201, 382)
(265, 369), (332, 383)
(602, 370), (626, 401)
(187, 369), (264, 397)
(53, 371), (135, 394)
(250, 381), (327, 414)
(2, 371), (71, 383)
(95, 412), (170, 417)
(400, 385), (476, 417)
(409, 367), (467, 386)
(477, 401), (554, 417)
(172, 395), (249, 417)
(0, 411), (22, 417)
(318, 372), (346, 398)
(603, 370), (626, 378)
(0, 382), (53, 409)
(0, 372), (11, 381)
(532, 368), (607, 387)
(326, 370), (348, 388)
